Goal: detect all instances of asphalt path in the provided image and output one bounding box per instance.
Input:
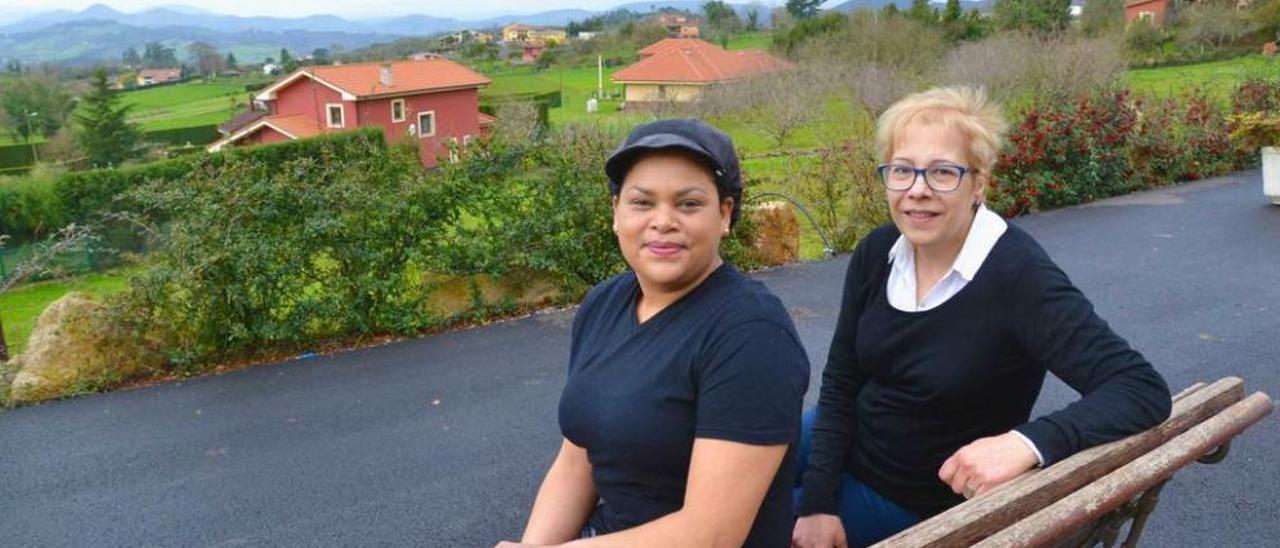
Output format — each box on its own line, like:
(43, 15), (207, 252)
(2, 171), (1277, 547)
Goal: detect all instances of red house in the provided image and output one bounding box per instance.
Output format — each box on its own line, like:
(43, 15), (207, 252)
(209, 58), (493, 168)
(1125, 0), (1171, 27)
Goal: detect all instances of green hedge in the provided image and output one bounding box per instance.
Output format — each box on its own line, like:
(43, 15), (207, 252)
(0, 142), (40, 171)
(55, 127), (388, 222)
(480, 89), (562, 128)
(0, 175), (66, 242)
(142, 125), (221, 146)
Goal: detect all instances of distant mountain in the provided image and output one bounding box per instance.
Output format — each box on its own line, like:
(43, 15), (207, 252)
(827, 0), (996, 13)
(1, 2), (771, 37)
(0, 19), (390, 66)
(0, 2), (781, 66)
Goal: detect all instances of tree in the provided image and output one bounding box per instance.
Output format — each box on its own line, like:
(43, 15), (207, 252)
(908, 0), (937, 23)
(746, 3), (762, 31)
(943, 0), (963, 24)
(280, 48), (297, 72)
(142, 42), (178, 68)
(0, 75), (74, 142)
(994, 0), (1072, 33)
(704, 1), (743, 37)
(786, 0), (823, 19)
(188, 42), (225, 77)
(225, 52), (238, 70)
(1080, 0), (1124, 37)
(311, 47), (331, 65)
(75, 69), (142, 168)
(122, 47), (142, 67)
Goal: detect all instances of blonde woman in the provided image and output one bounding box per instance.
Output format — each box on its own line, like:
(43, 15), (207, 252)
(792, 87), (1171, 548)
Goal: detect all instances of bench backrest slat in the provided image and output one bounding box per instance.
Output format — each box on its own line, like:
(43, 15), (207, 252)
(874, 377), (1245, 547)
(974, 391), (1274, 547)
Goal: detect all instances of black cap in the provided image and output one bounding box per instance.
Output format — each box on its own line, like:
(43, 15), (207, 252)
(605, 118), (743, 225)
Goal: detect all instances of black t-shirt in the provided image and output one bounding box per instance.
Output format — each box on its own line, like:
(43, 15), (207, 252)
(559, 263), (810, 547)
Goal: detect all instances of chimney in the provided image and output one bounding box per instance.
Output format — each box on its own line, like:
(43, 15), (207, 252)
(379, 63), (393, 87)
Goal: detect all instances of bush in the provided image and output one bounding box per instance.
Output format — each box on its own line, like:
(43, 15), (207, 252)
(1228, 79), (1280, 165)
(791, 11), (947, 77)
(942, 33), (1125, 105)
(991, 88), (1242, 216)
(0, 165), (68, 242)
(117, 131), (442, 368)
(56, 127), (387, 223)
(141, 124), (221, 146)
(786, 140), (887, 253)
(990, 90), (1139, 215)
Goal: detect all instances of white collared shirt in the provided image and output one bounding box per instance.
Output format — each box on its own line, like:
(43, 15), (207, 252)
(885, 205), (1046, 466)
(886, 205), (1007, 312)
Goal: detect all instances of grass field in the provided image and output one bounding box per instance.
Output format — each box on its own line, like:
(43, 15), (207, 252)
(1, 269), (134, 356)
(118, 76), (270, 131)
(1125, 54), (1279, 102)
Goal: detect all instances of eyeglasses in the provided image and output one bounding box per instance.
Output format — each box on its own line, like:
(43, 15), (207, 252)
(876, 162), (972, 192)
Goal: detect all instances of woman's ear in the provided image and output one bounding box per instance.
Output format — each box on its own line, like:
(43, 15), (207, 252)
(721, 197), (735, 233)
(611, 195), (620, 232)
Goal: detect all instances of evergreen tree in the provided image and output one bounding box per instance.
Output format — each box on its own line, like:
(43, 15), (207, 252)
(944, 0), (963, 24)
(785, 0), (823, 19)
(75, 69), (142, 168)
(994, 0), (1071, 33)
(122, 47), (142, 67)
(226, 52), (238, 69)
(908, 0), (937, 23)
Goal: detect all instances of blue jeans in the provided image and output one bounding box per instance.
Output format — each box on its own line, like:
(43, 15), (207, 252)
(793, 408), (921, 548)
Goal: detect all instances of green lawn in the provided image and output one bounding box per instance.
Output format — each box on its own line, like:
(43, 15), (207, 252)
(116, 77), (269, 131)
(1, 269), (133, 356)
(1125, 54), (1280, 102)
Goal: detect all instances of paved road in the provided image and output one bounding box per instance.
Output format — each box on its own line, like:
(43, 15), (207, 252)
(2, 171), (1277, 547)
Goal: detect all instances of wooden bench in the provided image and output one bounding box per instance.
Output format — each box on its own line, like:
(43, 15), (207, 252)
(874, 377), (1274, 547)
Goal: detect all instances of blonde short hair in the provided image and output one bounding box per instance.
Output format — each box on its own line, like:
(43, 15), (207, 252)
(876, 86), (1007, 177)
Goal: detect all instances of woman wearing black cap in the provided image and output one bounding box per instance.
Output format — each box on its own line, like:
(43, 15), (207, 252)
(498, 119), (809, 547)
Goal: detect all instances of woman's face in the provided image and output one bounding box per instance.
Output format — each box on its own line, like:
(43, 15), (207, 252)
(613, 150), (733, 294)
(885, 119), (984, 254)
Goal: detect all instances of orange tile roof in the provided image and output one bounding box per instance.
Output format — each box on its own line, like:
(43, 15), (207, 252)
(614, 40), (792, 84)
(638, 38), (709, 57)
(303, 58), (491, 99)
(264, 115), (326, 139)
(139, 68), (181, 80)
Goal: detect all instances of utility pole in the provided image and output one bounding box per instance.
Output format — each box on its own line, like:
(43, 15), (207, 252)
(0, 310), (8, 363)
(26, 111), (39, 164)
(597, 54), (604, 99)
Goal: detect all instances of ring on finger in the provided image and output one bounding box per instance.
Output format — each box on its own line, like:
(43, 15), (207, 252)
(962, 484), (976, 499)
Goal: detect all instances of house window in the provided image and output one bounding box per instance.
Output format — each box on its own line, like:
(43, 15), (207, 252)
(417, 111), (436, 138)
(462, 134), (474, 149)
(448, 137), (460, 163)
(326, 103), (344, 128)
(1138, 11), (1155, 22)
(391, 99), (406, 123)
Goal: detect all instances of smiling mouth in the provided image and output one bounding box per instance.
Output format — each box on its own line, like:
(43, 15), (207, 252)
(904, 210), (940, 219)
(644, 242), (685, 256)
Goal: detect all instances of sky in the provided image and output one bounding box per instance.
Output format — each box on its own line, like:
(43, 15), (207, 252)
(0, 1), (788, 20)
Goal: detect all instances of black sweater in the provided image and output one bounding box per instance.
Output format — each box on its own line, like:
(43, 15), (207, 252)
(797, 224), (1172, 518)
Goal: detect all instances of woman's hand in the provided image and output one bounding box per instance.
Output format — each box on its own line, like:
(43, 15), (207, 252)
(792, 514), (848, 548)
(938, 432), (1039, 498)
(494, 542), (538, 547)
